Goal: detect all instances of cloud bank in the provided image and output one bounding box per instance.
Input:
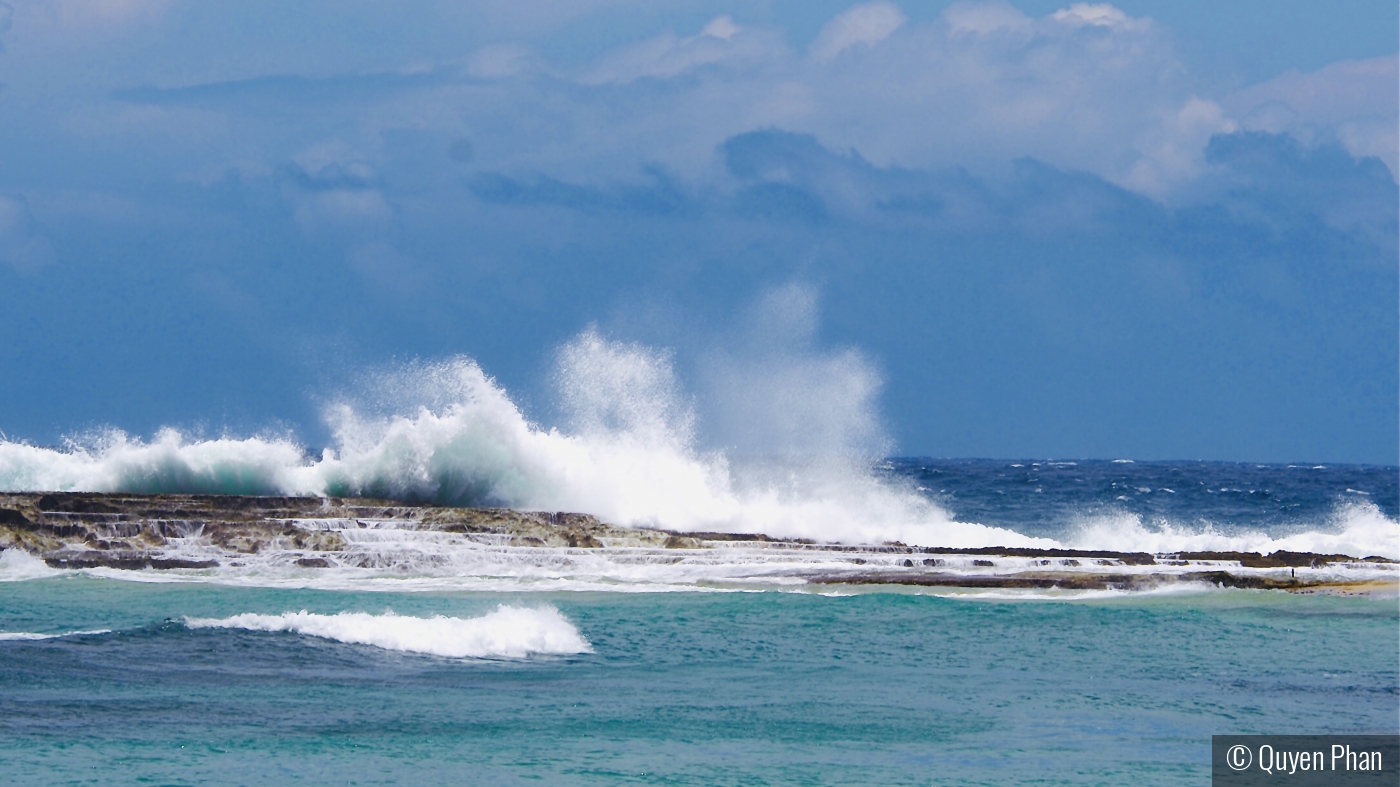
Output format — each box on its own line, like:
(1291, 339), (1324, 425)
(0, 1), (1393, 463)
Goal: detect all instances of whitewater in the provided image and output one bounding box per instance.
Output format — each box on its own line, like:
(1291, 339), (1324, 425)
(183, 606), (591, 659)
(0, 330), (1396, 559)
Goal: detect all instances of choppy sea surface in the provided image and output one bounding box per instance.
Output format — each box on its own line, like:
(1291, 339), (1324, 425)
(884, 458), (1398, 554)
(2, 458), (1397, 786)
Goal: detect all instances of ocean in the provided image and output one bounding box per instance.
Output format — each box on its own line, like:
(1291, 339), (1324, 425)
(1, 458), (1397, 786)
(1, 345), (1397, 785)
(0, 575), (1394, 787)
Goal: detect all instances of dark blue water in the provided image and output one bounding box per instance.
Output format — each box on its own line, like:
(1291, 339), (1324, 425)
(889, 459), (1398, 540)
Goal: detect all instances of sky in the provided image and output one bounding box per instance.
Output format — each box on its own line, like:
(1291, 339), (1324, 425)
(0, 0), (1395, 464)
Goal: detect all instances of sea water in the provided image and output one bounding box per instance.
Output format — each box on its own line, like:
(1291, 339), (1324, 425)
(0, 567), (1395, 786)
(1, 459), (1396, 786)
(1, 337), (1397, 784)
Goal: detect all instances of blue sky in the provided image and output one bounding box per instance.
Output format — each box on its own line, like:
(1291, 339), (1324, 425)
(0, 0), (1395, 463)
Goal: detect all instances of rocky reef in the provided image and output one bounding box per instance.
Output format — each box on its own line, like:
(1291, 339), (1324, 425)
(0, 492), (1394, 594)
(0, 492), (661, 568)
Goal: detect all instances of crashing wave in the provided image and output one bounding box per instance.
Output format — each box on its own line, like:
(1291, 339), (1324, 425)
(0, 330), (1395, 557)
(0, 331), (1004, 547)
(1068, 501), (1399, 560)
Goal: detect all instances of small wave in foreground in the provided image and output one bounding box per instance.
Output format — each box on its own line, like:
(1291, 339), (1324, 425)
(0, 629), (111, 641)
(183, 606), (592, 658)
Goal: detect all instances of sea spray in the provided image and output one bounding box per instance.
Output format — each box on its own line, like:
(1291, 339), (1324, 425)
(0, 332), (1395, 555)
(0, 549), (59, 581)
(0, 331), (992, 546)
(695, 284), (889, 461)
(1067, 500), (1400, 559)
(0, 429), (312, 497)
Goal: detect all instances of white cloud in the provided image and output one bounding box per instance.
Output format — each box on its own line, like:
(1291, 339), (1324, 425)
(3, 0), (1389, 209)
(773, 2), (1213, 194)
(578, 15), (776, 85)
(700, 16), (738, 41)
(1051, 3), (1150, 32)
(943, 1), (1030, 37)
(1122, 97), (1237, 196)
(291, 1), (1378, 198)
(1225, 56), (1399, 178)
(454, 0), (1219, 194)
(809, 2), (906, 62)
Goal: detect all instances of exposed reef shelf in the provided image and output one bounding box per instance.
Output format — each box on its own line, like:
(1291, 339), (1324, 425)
(1, 493), (1395, 594)
(810, 570), (1371, 592)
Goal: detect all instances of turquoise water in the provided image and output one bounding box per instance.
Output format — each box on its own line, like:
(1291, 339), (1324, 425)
(2, 576), (1395, 786)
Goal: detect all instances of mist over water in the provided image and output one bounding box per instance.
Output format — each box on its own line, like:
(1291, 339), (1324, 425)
(0, 318), (1396, 556)
(695, 284), (889, 461)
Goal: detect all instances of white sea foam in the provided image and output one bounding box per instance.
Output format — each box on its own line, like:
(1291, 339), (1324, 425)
(925, 585), (1212, 602)
(0, 548), (60, 581)
(1, 327), (1393, 557)
(183, 606), (591, 658)
(0, 329), (1044, 549)
(1068, 501), (1400, 559)
(0, 428), (311, 497)
(0, 628), (110, 640)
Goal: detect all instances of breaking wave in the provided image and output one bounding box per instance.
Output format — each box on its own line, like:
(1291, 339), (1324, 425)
(183, 606), (591, 658)
(0, 330), (1041, 548)
(1068, 501), (1400, 559)
(0, 325), (1394, 557)
(0, 548), (59, 581)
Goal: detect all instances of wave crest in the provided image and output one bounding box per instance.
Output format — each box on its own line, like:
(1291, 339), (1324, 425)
(1, 330), (1392, 556)
(0, 332), (993, 547)
(183, 606), (591, 658)
(1067, 500), (1400, 559)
